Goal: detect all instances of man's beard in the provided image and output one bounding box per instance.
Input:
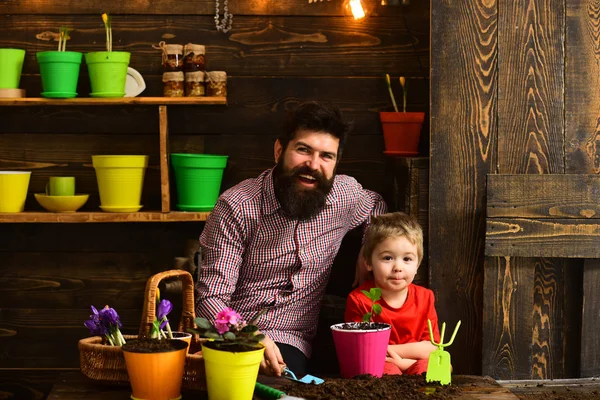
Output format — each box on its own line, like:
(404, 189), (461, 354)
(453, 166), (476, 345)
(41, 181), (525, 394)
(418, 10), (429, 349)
(273, 161), (334, 221)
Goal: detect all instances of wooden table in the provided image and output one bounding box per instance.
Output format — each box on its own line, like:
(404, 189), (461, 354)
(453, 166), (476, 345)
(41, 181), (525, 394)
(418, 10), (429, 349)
(47, 372), (519, 399)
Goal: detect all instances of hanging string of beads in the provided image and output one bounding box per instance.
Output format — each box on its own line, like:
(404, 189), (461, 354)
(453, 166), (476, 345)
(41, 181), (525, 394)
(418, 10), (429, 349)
(215, 0), (233, 33)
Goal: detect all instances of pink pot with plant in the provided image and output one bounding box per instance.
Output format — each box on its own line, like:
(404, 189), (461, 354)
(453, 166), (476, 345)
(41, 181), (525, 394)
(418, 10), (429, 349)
(330, 288), (391, 378)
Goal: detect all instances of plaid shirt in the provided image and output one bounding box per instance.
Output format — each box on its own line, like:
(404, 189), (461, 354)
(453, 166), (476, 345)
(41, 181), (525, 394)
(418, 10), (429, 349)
(195, 168), (386, 356)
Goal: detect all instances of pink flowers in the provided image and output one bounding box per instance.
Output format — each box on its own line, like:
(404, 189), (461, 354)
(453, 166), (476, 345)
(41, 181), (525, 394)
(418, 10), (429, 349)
(214, 307), (244, 334)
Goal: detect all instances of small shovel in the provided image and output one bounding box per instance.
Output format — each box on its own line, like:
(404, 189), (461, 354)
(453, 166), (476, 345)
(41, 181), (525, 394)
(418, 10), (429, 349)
(425, 319), (461, 386)
(282, 367), (324, 385)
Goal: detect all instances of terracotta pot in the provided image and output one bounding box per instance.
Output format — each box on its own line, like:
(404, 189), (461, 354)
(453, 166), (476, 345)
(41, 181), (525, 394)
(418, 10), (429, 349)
(379, 112), (425, 156)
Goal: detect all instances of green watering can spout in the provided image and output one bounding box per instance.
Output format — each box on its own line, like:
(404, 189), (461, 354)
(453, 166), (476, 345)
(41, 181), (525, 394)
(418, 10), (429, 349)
(425, 319), (461, 386)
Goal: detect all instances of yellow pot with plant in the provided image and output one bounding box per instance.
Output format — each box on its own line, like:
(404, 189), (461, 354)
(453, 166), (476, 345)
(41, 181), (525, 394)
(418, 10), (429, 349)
(380, 74), (425, 156)
(190, 309), (265, 400)
(85, 13), (130, 97)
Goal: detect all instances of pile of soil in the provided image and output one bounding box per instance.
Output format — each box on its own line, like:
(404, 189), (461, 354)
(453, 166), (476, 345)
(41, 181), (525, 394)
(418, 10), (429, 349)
(281, 374), (461, 400)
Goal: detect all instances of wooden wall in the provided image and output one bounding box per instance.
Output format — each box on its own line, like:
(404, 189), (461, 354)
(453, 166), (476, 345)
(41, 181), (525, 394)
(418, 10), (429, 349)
(0, 0), (430, 396)
(432, 0), (596, 379)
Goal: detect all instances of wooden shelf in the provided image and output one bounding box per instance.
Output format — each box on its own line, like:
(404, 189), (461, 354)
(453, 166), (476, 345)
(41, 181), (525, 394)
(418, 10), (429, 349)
(0, 98), (225, 223)
(0, 211), (210, 223)
(0, 97), (227, 106)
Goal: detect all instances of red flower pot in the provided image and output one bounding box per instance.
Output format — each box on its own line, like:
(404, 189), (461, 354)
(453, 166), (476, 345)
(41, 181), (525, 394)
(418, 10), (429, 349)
(380, 112), (425, 156)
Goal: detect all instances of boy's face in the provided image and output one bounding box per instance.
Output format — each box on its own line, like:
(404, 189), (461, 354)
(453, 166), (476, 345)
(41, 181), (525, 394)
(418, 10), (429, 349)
(366, 236), (419, 295)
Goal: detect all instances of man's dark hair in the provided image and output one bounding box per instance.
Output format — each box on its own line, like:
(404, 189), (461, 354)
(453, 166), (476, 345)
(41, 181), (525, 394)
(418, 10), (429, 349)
(279, 102), (352, 159)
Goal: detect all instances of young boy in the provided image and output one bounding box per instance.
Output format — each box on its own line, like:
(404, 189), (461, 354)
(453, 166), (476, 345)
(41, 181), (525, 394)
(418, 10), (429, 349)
(345, 212), (440, 375)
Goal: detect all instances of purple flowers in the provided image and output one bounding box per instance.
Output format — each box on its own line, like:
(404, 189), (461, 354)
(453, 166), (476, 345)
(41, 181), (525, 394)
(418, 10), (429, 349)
(84, 305), (126, 346)
(151, 299), (174, 339)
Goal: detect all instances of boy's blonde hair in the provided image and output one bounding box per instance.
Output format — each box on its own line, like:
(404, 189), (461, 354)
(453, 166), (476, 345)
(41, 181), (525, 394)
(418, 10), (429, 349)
(363, 212), (424, 266)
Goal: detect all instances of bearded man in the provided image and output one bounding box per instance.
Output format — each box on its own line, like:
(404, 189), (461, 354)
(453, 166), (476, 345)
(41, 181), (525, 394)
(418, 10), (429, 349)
(195, 102), (387, 377)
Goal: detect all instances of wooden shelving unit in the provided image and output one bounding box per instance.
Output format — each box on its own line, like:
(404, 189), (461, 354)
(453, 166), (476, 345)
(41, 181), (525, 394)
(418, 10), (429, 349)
(0, 211), (211, 223)
(0, 97), (226, 223)
(0, 97), (227, 106)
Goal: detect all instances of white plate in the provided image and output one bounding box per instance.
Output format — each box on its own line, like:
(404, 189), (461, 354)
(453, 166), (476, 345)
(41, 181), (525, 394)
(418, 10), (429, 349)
(124, 67), (146, 97)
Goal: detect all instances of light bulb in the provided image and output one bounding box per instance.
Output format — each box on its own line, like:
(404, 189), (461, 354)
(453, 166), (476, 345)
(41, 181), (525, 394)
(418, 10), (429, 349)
(349, 0), (366, 19)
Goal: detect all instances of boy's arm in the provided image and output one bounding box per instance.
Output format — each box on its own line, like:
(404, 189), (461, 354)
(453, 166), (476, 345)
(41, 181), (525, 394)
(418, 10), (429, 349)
(388, 341), (437, 360)
(386, 347), (418, 372)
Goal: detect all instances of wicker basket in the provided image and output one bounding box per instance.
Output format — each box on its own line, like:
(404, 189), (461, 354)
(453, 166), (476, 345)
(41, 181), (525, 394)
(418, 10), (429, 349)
(79, 270), (206, 390)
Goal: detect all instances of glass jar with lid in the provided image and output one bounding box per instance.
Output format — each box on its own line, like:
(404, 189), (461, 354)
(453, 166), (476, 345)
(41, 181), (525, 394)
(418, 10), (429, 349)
(205, 71), (227, 97)
(162, 44), (184, 71)
(162, 71), (184, 97)
(183, 44), (206, 72)
(185, 71), (206, 97)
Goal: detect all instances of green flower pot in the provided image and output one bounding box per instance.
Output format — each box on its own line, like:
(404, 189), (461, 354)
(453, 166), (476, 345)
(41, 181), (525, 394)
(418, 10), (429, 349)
(37, 51), (83, 98)
(171, 153), (228, 212)
(0, 48), (26, 89)
(85, 51), (130, 97)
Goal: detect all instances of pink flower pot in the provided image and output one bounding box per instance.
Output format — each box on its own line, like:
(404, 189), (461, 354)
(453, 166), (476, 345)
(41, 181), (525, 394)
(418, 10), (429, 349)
(330, 322), (391, 378)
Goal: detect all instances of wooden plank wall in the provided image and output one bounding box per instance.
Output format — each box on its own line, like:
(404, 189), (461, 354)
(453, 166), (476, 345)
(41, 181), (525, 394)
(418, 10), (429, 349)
(432, 0), (595, 379)
(0, 0), (430, 396)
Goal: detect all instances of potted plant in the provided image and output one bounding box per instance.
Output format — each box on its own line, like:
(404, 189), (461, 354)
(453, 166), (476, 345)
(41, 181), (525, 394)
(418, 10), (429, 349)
(380, 74), (425, 156)
(330, 288), (391, 378)
(85, 13), (130, 97)
(36, 27), (83, 98)
(150, 291), (193, 354)
(190, 308), (265, 400)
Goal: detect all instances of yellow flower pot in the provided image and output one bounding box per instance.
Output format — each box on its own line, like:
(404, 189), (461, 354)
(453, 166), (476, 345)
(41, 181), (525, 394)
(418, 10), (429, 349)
(0, 171), (31, 212)
(202, 343), (264, 400)
(92, 155), (148, 212)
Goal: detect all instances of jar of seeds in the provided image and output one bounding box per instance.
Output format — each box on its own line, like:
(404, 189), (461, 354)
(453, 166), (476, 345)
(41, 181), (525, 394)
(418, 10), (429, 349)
(162, 71), (184, 97)
(185, 71), (206, 97)
(183, 43), (206, 72)
(205, 71), (227, 97)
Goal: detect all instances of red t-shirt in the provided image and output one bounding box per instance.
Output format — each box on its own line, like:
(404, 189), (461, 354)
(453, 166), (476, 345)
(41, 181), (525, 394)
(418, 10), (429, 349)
(344, 280), (440, 345)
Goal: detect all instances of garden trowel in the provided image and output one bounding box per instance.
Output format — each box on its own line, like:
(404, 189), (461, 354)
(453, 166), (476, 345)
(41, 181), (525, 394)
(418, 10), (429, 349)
(282, 367), (324, 385)
(425, 319), (461, 386)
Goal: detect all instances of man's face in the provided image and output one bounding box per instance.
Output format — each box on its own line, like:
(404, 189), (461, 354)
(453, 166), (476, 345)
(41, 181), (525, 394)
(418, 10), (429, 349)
(272, 129), (340, 220)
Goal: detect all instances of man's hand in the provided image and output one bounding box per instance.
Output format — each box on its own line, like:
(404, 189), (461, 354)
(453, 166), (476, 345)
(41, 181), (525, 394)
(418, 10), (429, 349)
(352, 246), (370, 287)
(260, 335), (286, 376)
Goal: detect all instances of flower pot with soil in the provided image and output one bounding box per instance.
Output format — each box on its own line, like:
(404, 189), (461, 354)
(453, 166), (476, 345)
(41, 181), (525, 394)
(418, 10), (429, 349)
(331, 321), (391, 378)
(122, 338), (188, 400)
(381, 75), (425, 156)
(190, 308), (266, 400)
(331, 287), (391, 378)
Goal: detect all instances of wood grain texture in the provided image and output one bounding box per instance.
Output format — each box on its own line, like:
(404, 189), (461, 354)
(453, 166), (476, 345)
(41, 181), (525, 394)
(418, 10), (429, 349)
(581, 259), (600, 376)
(430, 0), (497, 375)
(159, 105), (170, 212)
(383, 157), (429, 286)
(0, 0), (423, 17)
(487, 174), (600, 218)
(0, 369), (63, 400)
(0, 14), (429, 77)
(1, 76), (429, 136)
(482, 257), (535, 380)
(482, 0), (577, 380)
(565, 0), (600, 378)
